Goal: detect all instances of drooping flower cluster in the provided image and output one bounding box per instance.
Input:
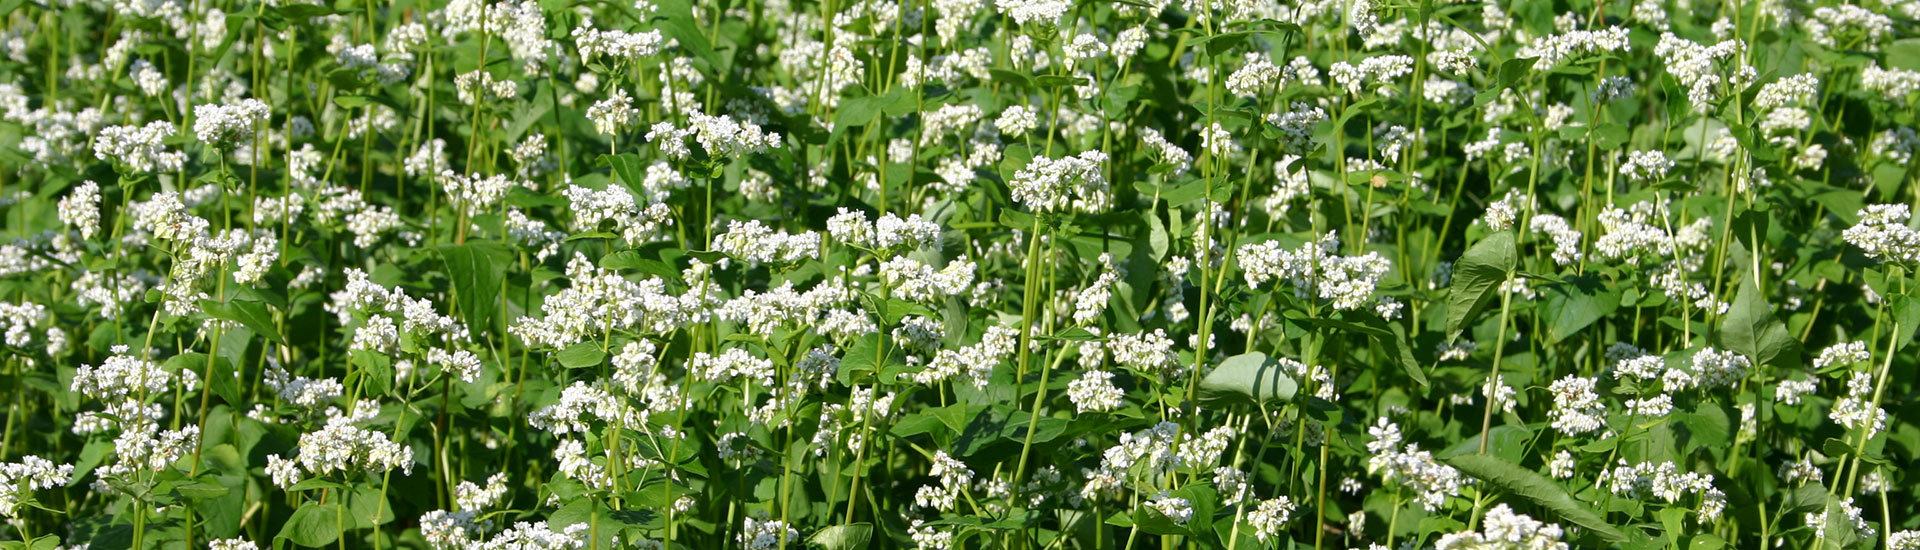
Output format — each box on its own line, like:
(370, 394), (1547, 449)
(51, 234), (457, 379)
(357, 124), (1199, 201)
(0, 456), (72, 518)
(1435, 504), (1571, 550)
(713, 220), (821, 266)
(1365, 418), (1468, 511)
(192, 98), (270, 149)
(1240, 233), (1396, 313)
(1843, 204), (1920, 263)
(1596, 460), (1726, 521)
(1009, 151), (1111, 214)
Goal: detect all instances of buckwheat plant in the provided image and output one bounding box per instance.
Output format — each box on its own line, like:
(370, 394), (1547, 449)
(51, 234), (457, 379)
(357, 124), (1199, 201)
(0, 0), (1914, 548)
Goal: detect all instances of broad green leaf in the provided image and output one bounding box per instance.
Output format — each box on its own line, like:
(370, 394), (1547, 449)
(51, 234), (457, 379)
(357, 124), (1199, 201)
(284, 478), (347, 492)
(1446, 232), (1517, 343)
(1447, 454), (1631, 543)
(808, 523), (873, 550)
(1818, 498), (1861, 549)
(833, 90), (902, 130)
(165, 353), (241, 406)
(278, 503), (342, 547)
(173, 480), (230, 500)
(438, 242), (513, 339)
(1439, 424), (1531, 463)
(1198, 352), (1297, 407)
(1541, 276), (1620, 344)
(1716, 275), (1802, 369)
(1592, 123), (1630, 150)
(199, 299), (287, 345)
(599, 153), (647, 195)
(1374, 317), (1428, 387)
(1677, 403), (1731, 456)
(1147, 210), (1169, 262)
(1034, 75), (1089, 88)
(1893, 295), (1920, 351)
(650, 0), (720, 69)
(1888, 38), (1920, 71)
(556, 341), (607, 369)
(350, 486), (395, 528)
(1498, 57), (1532, 86)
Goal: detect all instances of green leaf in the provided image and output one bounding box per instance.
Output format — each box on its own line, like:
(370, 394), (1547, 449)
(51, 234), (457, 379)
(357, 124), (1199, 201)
(1592, 123), (1630, 150)
(600, 249), (686, 284)
(1822, 437), (1855, 458)
(284, 478), (347, 493)
(1374, 317), (1428, 387)
(273, 2), (335, 18)
(198, 299), (287, 346)
(332, 95), (370, 109)
(349, 486), (395, 528)
(438, 242), (513, 338)
(1198, 352), (1297, 408)
(833, 91), (902, 130)
(1818, 497), (1861, 549)
(1716, 275), (1803, 370)
(650, 0), (720, 70)
(1887, 38), (1920, 71)
(165, 353), (241, 406)
(556, 341), (607, 369)
(1541, 276), (1620, 344)
(1498, 57), (1533, 86)
(599, 153), (646, 195)
(1892, 295), (1920, 351)
(1677, 403), (1731, 456)
(1034, 75), (1089, 88)
(1446, 232), (1516, 343)
(988, 69), (1035, 89)
(278, 503), (342, 547)
(1439, 424), (1531, 463)
(1146, 210), (1169, 262)
(1446, 454), (1631, 543)
(173, 480), (230, 500)
(808, 523), (873, 550)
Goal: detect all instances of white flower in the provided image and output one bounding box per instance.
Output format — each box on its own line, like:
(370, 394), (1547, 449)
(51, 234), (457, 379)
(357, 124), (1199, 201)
(1248, 497), (1296, 541)
(58, 181), (101, 239)
(1843, 204), (1920, 263)
(0, 456), (73, 518)
(1239, 233), (1393, 311)
(1523, 27), (1630, 70)
(1067, 370), (1125, 412)
(573, 18), (665, 62)
(712, 220), (821, 266)
(95, 121), (186, 173)
(1147, 492), (1193, 524)
(208, 538), (258, 550)
(1863, 63), (1920, 104)
(1547, 375), (1606, 436)
(997, 0), (1069, 25)
(1226, 53), (1282, 96)
(1548, 450), (1576, 479)
(586, 90), (637, 136)
(996, 104), (1039, 135)
(1009, 151), (1110, 213)
(1366, 418), (1468, 510)
(1435, 504), (1570, 550)
(193, 98), (271, 149)
(1328, 55), (1414, 96)
(1620, 150), (1673, 182)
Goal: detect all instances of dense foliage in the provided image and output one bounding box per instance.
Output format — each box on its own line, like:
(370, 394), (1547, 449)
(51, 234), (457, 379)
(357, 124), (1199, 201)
(0, 0), (1917, 548)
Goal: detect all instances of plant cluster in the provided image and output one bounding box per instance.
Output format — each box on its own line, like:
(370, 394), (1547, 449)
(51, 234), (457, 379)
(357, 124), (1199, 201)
(0, 0), (1916, 548)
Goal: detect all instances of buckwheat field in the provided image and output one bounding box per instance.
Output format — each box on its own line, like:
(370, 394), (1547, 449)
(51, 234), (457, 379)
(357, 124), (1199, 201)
(1, 0), (1919, 546)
